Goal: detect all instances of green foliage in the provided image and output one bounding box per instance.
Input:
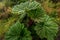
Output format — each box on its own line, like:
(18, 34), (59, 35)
(27, 8), (46, 20)
(34, 14), (58, 40)
(4, 21), (32, 40)
(4, 1), (58, 40)
(12, 1), (46, 20)
(4, 0), (29, 6)
(12, 1), (40, 14)
(50, 10), (58, 18)
(0, 16), (17, 37)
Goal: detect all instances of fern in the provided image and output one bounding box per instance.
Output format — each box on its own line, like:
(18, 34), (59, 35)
(4, 21), (32, 40)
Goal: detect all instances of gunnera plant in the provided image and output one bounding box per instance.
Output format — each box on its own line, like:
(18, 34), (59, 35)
(4, 1), (58, 40)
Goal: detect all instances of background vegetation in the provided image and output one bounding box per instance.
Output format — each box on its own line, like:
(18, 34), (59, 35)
(0, 0), (60, 40)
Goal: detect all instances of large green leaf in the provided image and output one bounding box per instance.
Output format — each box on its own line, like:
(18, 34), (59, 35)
(12, 1), (40, 14)
(12, 1), (46, 20)
(34, 15), (58, 40)
(4, 21), (32, 40)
